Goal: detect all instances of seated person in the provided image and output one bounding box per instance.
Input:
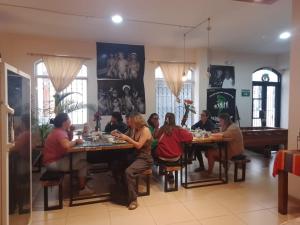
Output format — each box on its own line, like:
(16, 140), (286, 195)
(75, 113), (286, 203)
(104, 111), (128, 133)
(43, 113), (93, 195)
(147, 113), (160, 157)
(205, 113), (244, 175)
(156, 113), (193, 176)
(191, 110), (216, 172)
(112, 112), (153, 210)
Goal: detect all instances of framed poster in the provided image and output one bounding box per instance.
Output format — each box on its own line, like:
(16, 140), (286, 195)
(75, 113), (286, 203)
(207, 88), (236, 123)
(209, 65), (235, 88)
(97, 42), (146, 115)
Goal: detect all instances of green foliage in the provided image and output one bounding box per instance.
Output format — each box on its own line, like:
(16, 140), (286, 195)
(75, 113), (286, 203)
(38, 123), (52, 146)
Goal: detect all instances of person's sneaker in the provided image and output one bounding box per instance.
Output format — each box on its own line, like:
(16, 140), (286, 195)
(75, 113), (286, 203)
(128, 200), (138, 210)
(79, 186), (95, 196)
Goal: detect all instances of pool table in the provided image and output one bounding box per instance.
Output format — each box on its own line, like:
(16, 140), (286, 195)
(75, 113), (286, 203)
(241, 127), (288, 155)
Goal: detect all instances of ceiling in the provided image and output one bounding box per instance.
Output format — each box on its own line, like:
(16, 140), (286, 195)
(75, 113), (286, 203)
(0, 0), (292, 54)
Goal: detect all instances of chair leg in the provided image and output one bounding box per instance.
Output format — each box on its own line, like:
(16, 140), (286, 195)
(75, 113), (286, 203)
(234, 163), (238, 182)
(44, 186), (48, 211)
(164, 174), (168, 192)
(174, 171), (178, 191)
(137, 175), (150, 196)
(146, 175), (150, 195)
(241, 163), (246, 181)
(59, 182), (63, 209)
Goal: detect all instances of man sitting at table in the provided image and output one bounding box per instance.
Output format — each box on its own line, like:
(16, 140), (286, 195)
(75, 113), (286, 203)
(204, 113), (244, 175)
(43, 113), (93, 195)
(104, 111), (128, 133)
(191, 110), (216, 172)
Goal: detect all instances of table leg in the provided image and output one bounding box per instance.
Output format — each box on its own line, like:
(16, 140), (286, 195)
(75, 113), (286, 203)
(278, 170), (288, 215)
(69, 153), (73, 207)
(185, 145), (188, 187)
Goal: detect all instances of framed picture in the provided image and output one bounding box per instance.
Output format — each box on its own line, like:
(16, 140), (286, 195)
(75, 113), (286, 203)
(209, 65), (235, 88)
(96, 42), (146, 115)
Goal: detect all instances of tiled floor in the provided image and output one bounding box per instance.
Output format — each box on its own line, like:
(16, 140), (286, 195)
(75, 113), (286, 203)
(31, 151), (300, 225)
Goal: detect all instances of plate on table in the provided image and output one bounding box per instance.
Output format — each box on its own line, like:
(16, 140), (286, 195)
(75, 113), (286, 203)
(112, 139), (127, 144)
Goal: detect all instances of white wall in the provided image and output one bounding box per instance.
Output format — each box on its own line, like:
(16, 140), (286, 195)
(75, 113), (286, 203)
(287, 0), (300, 200)
(0, 33), (281, 128)
(209, 49), (278, 127)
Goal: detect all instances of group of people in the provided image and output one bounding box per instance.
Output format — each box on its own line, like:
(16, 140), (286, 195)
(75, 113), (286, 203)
(103, 52), (140, 80)
(42, 109), (244, 210)
(98, 85), (145, 115)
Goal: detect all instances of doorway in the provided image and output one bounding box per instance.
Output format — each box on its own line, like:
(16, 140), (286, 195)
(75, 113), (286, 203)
(252, 68), (281, 127)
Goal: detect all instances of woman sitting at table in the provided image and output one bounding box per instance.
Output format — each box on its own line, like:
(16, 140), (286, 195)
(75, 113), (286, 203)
(43, 113), (93, 195)
(104, 111), (128, 133)
(205, 113), (244, 175)
(147, 113), (160, 157)
(112, 112), (153, 210)
(156, 113), (193, 177)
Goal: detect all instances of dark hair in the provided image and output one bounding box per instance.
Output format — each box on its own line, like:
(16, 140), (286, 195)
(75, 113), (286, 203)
(218, 113), (232, 127)
(147, 113), (159, 127)
(202, 110), (211, 118)
(158, 112), (180, 136)
(111, 112), (123, 122)
(50, 113), (69, 128)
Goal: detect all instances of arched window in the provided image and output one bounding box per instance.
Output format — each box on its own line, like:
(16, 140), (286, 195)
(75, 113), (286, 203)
(35, 60), (88, 124)
(155, 66), (194, 127)
(252, 68), (281, 127)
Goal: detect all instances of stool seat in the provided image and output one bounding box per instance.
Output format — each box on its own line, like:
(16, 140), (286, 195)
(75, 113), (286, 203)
(40, 171), (64, 211)
(142, 169), (152, 175)
(165, 166), (181, 172)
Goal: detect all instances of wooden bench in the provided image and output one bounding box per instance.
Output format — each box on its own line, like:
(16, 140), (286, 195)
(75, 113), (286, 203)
(164, 166), (181, 192)
(40, 171), (64, 211)
(231, 155), (251, 182)
(136, 169), (152, 196)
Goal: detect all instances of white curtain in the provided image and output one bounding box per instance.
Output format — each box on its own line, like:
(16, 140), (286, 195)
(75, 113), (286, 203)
(158, 63), (190, 102)
(42, 56), (84, 93)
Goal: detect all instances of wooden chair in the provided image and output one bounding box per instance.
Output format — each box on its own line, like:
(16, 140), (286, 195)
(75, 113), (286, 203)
(231, 155), (251, 182)
(136, 169), (152, 196)
(40, 171), (64, 211)
(164, 166), (181, 192)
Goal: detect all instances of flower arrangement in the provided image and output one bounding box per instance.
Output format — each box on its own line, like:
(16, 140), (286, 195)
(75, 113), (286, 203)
(94, 111), (101, 131)
(181, 99), (196, 126)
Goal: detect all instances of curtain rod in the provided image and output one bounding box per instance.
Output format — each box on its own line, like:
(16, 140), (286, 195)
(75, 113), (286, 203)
(27, 52), (92, 60)
(149, 60), (196, 65)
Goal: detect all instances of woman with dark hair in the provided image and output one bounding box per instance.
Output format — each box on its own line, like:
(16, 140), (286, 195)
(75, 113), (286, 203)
(156, 113), (193, 172)
(111, 112), (153, 210)
(205, 113), (244, 175)
(147, 113), (159, 155)
(43, 113), (93, 195)
(104, 111), (128, 133)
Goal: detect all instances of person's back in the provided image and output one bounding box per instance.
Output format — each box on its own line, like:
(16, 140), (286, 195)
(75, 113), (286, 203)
(222, 123), (244, 158)
(157, 127), (193, 160)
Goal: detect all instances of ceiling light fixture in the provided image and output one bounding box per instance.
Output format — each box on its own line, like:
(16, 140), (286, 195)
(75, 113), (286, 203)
(111, 14), (123, 24)
(279, 31), (291, 40)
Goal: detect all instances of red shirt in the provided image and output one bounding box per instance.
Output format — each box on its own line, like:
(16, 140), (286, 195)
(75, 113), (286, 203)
(156, 128), (193, 159)
(43, 128), (69, 165)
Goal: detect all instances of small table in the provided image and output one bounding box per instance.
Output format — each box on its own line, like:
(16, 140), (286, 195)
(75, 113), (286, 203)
(181, 136), (231, 188)
(69, 141), (134, 207)
(273, 150), (300, 214)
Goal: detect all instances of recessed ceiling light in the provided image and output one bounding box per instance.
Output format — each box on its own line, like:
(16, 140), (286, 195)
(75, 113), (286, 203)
(279, 31), (291, 40)
(111, 14), (123, 24)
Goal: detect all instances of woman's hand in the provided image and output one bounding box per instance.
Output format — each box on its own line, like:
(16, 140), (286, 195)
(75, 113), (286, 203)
(75, 139), (84, 145)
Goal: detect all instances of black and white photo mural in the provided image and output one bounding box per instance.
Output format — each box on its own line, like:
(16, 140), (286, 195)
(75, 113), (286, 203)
(208, 65), (235, 88)
(97, 42), (146, 115)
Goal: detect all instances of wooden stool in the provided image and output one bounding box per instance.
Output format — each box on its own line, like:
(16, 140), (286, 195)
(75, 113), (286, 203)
(164, 166), (181, 192)
(231, 156), (251, 182)
(136, 169), (152, 196)
(40, 171), (64, 211)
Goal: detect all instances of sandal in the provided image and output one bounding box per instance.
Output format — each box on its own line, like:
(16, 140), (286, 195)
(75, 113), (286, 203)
(128, 200), (138, 210)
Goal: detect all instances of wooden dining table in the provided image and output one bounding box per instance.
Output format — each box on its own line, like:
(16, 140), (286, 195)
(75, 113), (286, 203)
(273, 149), (300, 214)
(181, 135), (232, 188)
(69, 140), (134, 207)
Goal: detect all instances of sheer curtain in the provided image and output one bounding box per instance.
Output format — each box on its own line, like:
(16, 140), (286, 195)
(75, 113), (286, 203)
(158, 63), (187, 102)
(42, 56), (84, 93)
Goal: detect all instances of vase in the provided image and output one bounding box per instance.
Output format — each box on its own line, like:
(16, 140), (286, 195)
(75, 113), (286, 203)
(181, 110), (189, 127)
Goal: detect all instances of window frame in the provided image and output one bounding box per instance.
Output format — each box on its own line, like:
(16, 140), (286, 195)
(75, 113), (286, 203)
(155, 66), (195, 127)
(34, 60), (88, 125)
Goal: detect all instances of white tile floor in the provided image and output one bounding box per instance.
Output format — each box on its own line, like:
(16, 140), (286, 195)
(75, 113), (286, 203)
(31, 151), (300, 225)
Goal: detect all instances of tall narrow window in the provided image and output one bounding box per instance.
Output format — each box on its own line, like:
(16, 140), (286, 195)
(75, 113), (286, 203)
(35, 60), (88, 124)
(252, 68), (281, 127)
(155, 66), (194, 127)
